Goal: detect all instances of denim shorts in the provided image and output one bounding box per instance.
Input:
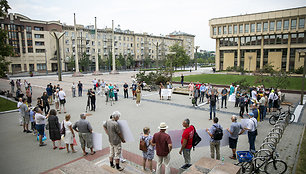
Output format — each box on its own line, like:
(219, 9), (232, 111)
(36, 124), (45, 136)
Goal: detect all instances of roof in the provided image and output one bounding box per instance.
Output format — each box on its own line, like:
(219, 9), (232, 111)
(169, 31), (195, 37)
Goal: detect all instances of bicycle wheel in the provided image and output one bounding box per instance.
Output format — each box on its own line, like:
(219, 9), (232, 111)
(269, 115), (277, 125)
(254, 151), (270, 172)
(288, 113), (295, 124)
(264, 159), (287, 174)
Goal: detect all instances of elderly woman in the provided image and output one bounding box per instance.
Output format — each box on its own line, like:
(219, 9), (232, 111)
(64, 114), (76, 153)
(34, 107), (48, 146)
(47, 109), (65, 150)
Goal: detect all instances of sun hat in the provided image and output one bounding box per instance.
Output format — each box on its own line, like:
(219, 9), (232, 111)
(158, 122), (168, 129)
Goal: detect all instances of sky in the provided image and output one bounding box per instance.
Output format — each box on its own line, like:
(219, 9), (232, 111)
(8, 0), (306, 51)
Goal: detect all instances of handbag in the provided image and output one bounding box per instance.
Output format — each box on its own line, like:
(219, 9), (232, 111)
(73, 138), (77, 146)
(60, 121), (65, 135)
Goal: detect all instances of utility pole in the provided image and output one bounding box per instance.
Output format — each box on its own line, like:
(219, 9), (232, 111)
(298, 49), (306, 105)
(51, 32), (65, 81)
(93, 17), (101, 75)
(74, 13), (79, 73)
(152, 41), (164, 70)
(110, 20), (118, 74)
(194, 46), (200, 70)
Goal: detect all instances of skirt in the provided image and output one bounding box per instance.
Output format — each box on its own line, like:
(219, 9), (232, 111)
(64, 131), (73, 144)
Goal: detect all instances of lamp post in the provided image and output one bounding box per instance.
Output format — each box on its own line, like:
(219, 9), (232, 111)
(194, 46), (200, 70)
(248, 55), (252, 75)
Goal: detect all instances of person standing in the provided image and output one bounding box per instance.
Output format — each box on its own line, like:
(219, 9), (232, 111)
(41, 92), (50, 115)
(123, 82), (129, 98)
(105, 84), (109, 103)
(24, 80), (29, 91)
(58, 88), (66, 113)
(73, 113), (95, 156)
(199, 84), (206, 103)
(92, 78), (98, 91)
(159, 82), (164, 100)
(10, 80), (15, 93)
(47, 109), (65, 150)
(221, 87), (228, 108)
(179, 119), (194, 169)
(46, 85), (53, 104)
(101, 80), (106, 96)
(78, 81), (83, 97)
(54, 89), (60, 111)
(63, 114), (76, 153)
(209, 90), (217, 120)
(26, 87), (32, 107)
(90, 89), (96, 111)
(239, 94), (246, 118)
(193, 87), (200, 106)
(20, 98), (31, 133)
(17, 97), (23, 126)
(109, 83), (115, 105)
(188, 82), (194, 99)
(140, 127), (155, 172)
(206, 117), (223, 160)
(71, 82), (76, 97)
(136, 86), (141, 106)
(259, 93), (266, 121)
(227, 115), (245, 160)
(34, 107), (47, 146)
(181, 74), (184, 86)
(152, 122), (172, 174)
(114, 84), (118, 101)
(103, 111), (126, 171)
(244, 113), (257, 154)
(132, 82), (137, 100)
(97, 79), (101, 96)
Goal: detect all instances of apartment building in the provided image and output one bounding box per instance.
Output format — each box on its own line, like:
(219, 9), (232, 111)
(1, 13), (195, 73)
(209, 6), (306, 72)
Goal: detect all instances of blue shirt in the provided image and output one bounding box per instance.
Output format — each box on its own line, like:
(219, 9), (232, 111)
(30, 110), (35, 122)
(209, 123), (223, 142)
(252, 109), (259, 119)
(200, 86), (206, 92)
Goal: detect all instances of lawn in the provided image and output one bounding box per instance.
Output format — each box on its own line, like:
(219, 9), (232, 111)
(296, 127), (306, 174)
(172, 74), (302, 90)
(0, 97), (17, 112)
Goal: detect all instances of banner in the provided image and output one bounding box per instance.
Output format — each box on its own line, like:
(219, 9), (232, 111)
(92, 132), (102, 150)
(118, 120), (135, 142)
(161, 89), (172, 97)
(229, 94), (236, 102)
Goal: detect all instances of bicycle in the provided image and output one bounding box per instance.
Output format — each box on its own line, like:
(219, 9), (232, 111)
(236, 147), (287, 174)
(269, 105), (295, 125)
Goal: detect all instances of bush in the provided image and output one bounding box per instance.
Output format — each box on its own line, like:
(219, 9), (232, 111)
(233, 78), (250, 90)
(136, 70), (171, 86)
(295, 66), (304, 74)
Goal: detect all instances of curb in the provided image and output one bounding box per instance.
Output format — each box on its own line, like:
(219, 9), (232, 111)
(0, 95), (18, 114)
(292, 122), (306, 174)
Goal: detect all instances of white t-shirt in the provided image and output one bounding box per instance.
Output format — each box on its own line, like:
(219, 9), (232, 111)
(58, 91), (66, 100)
(64, 120), (72, 133)
(92, 80), (97, 86)
(251, 90), (257, 100)
(35, 113), (46, 125)
(17, 101), (23, 112)
(246, 117), (257, 132)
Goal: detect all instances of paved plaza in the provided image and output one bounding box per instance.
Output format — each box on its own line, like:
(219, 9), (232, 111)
(0, 68), (305, 174)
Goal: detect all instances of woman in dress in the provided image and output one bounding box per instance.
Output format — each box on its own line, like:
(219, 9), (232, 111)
(108, 83), (114, 105)
(47, 109), (65, 150)
(64, 114), (76, 153)
(136, 86), (141, 106)
(54, 89), (60, 111)
(159, 82), (164, 100)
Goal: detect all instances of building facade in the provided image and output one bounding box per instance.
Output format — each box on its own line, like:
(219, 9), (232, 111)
(0, 13), (195, 74)
(209, 7), (306, 72)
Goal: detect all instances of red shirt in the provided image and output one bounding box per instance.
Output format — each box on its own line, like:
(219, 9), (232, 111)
(152, 131), (172, 156)
(181, 126), (194, 149)
(195, 84), (201, 89)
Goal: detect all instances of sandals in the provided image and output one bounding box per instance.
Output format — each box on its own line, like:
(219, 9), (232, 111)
(90, 151), (96, 155)
(83, 152), (88, 156)
(53, 146), (58, 150)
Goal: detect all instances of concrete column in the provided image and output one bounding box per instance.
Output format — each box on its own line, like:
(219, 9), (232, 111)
(18, 32), (25, 72)
(286, 34), (291, 72)
(237, 37), (241, 67)
(74, 13), (79, 73)
(215, 39), (220, 71)
(94, 17), (99, 72)
(112, 20), (115, 71)
(260, 36), (264, 69)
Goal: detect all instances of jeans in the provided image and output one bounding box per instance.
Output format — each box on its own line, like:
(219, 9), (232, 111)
(156, 154), (171, 174)
(240, 106), (245, 117)
(78, 88), (82, 96)
(248, 131), (257, 153)
(72, 88), (76, 97)
(200, 92), (205, 103)
(114, 93), (118, 101)
(43, 104), (50, 115)
(259, 106), (265, 121)
(235, 97), (239, 107)
(210, 141), (220, 160)
(124, 89), (128, 98)
(91, 98), (96, 111)
(210, 104), (216, 119)
(183, 148), (191, 164)
(221, 96), (227, 107)
(181, 81), (184, 86)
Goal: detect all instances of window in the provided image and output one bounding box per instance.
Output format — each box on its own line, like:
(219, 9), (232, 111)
(283, 34), (288, 44)
(256, 36), (262, 45)
(245, 37), (251, 45)
(245, 24), (249, 33)
(251, 36), (256, 45)
(299, 18), (305, 29)
(234, 37), (238, 46)
(213, 27), (217, 35)
(291, 19), (297, 30)
(270, 35), (275, 44)
(291, 34), (297, 44)
(223, 26), (227, 34)
(240, 37), (245, 46)
(276, 35), (282, 44)
(251, 23), (255, 32)
(66, 48), (69, 52)
(229, 38), (233, 46)
(229, 26), (232, 34)
(257, 23), (262, 32)
(34, 34), (44, 38)
(218, 27), (222, 35)
(239, 24), (243, 33)
(270, 21), (275, 31)
(37, 63), (46, 70)
(65, 31), (68, 36)
(283, 20), (289, 30)
(28, 48), (33, 53)
(26, 33), (32, 39)
(264, 35), (269, 45)
(276, 21), (282, 31)
(34, 26), (43, 31)
(263, 22), (268, 31)
(297, 33), (304, 43)
(27, 40), (32, 46)
(35, 41), (44, 46)
(234, 25), (237, 34)
(36, 49), (45, 53)
(26, 26), (31, 32)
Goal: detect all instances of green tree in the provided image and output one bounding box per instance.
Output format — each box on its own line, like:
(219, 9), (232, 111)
(0, 0), (12, 77)
(67, 55), (75, 71)
(168, 43), (190, 69)
(79, 52), (90, 71)
(118, 54), (125, 69)
(126, 54), (135, 69)
(144, 56), (152, 68)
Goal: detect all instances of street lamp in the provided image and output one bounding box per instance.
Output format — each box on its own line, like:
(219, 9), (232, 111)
(194, 46), (200, 70)
(248, 55), (252, 75)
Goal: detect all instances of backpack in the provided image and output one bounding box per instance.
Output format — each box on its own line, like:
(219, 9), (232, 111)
(192, 98), (196, 104)
(60, 121), (65, 135)
(210, 95), (216, 106)
(96, 83), (100, 87)
(139, 136), (148, 152)
(213, 125), (223, 140)
(192, 126), (201, 150)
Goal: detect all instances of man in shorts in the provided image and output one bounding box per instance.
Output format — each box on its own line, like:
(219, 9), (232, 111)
(103, 111), (126, 171)
(227, 115), (245, 160)
(73, 113), (95, 156)
(20, 98), (31, 133)
(58, 88), (66, 113)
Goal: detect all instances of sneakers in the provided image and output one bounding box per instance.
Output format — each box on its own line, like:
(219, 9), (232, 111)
(116, 167), (124, 171)
(181, 164), (192, 169)
(26, 130), (32, 133)
(229, 156), (237, 160)
(39, 143), (47, 147)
